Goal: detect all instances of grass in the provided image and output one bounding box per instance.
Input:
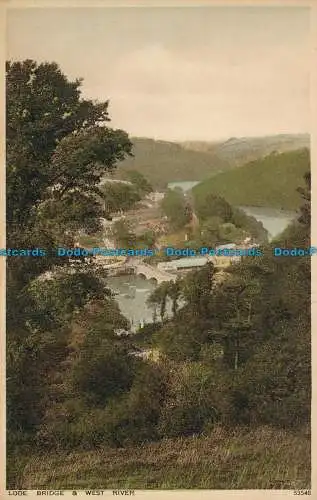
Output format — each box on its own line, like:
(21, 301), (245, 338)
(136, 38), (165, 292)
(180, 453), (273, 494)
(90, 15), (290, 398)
(9, 426), (310, 490)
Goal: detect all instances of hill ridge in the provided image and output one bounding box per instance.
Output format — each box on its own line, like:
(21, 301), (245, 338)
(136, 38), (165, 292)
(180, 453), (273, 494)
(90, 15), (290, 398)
(192, 148), (310, 211)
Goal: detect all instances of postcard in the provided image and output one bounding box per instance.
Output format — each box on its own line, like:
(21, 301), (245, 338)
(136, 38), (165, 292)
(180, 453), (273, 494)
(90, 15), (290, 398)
(1, 1), (314, 498)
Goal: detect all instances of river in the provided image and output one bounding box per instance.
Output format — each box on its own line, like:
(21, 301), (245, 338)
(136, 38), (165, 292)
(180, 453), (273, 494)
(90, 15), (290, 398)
(237, 205), (297, 241)
(167, 180), (200, 191)
(106, 274), (157, 328)
(167, 180), (297, 240)
(106, 274), (175, 329)
(107, 181), (297, 326)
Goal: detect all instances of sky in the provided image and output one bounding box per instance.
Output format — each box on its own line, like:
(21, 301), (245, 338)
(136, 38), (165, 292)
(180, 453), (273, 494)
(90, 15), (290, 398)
(6, 6), (310, 141)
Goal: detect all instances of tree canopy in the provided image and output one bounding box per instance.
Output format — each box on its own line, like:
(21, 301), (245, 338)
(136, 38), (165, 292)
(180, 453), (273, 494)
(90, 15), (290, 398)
(6, 60), (133, 441)
(161, 189), (192, 230)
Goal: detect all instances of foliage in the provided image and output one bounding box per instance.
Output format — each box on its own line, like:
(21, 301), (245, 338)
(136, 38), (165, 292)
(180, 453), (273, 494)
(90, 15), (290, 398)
(297, 171), (311, 229)
(194, 192), (233, 222)
(193, 148), (310, 210)
(102, 362), (168, 447)
(72, 344), (137, 406)
(6, 59), (132, 444)
(158, 363), (220, 437)
(111, 219), (137, 247)
(7, 59), (132, 243)
(122, 169), (153, 195)
(161, 189), (192, 230)
(231, 207), (268, 243)
(117, 137), (231, 189)
(192, 193), (268, 243)
(137, 230), (156, 248)
(100, 181), (141, 215)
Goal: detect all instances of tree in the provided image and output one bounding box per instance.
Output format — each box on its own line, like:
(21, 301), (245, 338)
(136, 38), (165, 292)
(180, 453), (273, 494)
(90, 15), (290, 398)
(297, 171), (311, 231)
(138, 230), (156, 248)
(7, 267), (111, 436)
(72, 342), (136, 406)
(182, 263), (214, 317)
(167, 278), (182, 317)
(6, 60), (133, 444)
(106, 362), (168, 446)
(218, 223), (245, 244)
(200, 216), (223, 246)
(158, 363), (220, 437)
(111, 219), (137, 247)
(100, 181), (141, 215)
(122, 170), (153, 195)
(147, 282), (170, 322)
(6, 59), (132, 282)
(6, 60), (131, 223)
(161, 189), (192, 230)
(194, 193), (233, 222)
(232, 207), (268, 243)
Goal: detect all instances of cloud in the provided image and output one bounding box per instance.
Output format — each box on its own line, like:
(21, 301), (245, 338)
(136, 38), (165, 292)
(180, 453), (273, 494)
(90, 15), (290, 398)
(86, 42), (309, 139)
(9, 7), (309, 140)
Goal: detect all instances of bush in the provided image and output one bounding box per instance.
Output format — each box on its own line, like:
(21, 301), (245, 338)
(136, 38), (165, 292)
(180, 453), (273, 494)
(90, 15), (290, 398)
(158, 363), (220, 438)
(156, 323), (202, 361)
(43, 362), (170, 449)
(36, 407), (116, 450)
(105, 362), (168, 446)
(72, 343), (137, 405)
(219, 319), (311, 429)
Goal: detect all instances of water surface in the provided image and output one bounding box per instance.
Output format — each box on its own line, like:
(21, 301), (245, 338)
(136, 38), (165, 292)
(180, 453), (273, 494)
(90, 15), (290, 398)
(238, 205), (297, 241)
(167, 180), (200, 191)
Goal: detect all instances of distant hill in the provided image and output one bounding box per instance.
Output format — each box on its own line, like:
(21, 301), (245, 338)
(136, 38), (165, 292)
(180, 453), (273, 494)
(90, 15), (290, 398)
(116, 137), (231, 189)
(192, 148), (310, 210)
(181, 134), (310, 166)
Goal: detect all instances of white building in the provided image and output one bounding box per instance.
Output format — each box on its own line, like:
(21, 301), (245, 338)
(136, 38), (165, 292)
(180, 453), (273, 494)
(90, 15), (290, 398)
(157, 256), (209, 273)
(146, 192), (165, 203)
(215, 243), (236, 251)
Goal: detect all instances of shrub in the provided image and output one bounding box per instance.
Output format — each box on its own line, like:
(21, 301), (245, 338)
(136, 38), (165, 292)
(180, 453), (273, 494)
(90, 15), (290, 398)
(72, 343), (137, 405)
(105, 362), (168, 446)
(158, 363), (220, 438)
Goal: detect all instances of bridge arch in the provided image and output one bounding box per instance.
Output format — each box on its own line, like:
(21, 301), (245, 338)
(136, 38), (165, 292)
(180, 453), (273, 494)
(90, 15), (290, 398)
(138, 272), (147, 280)
(149, 277), (158, 285)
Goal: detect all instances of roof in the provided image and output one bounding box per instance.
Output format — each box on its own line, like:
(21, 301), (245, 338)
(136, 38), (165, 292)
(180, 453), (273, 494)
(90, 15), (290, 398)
(100, 179), (132, 185)
(216, 243), (236, 250)
(173, 257), (208, 269)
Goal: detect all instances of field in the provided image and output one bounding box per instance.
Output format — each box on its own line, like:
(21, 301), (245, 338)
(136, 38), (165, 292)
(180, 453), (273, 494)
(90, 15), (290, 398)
(9, 426), (310, 490)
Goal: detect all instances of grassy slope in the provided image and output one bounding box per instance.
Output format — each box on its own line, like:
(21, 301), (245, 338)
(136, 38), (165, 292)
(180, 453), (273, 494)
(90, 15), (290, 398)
(116, 138), (231, 189)
(12, 426), (310, 490)
(193, 148), (310, 210)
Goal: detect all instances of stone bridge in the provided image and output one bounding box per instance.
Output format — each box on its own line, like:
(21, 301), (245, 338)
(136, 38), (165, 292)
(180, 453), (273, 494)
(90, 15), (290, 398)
(133, 262), (177, 284)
